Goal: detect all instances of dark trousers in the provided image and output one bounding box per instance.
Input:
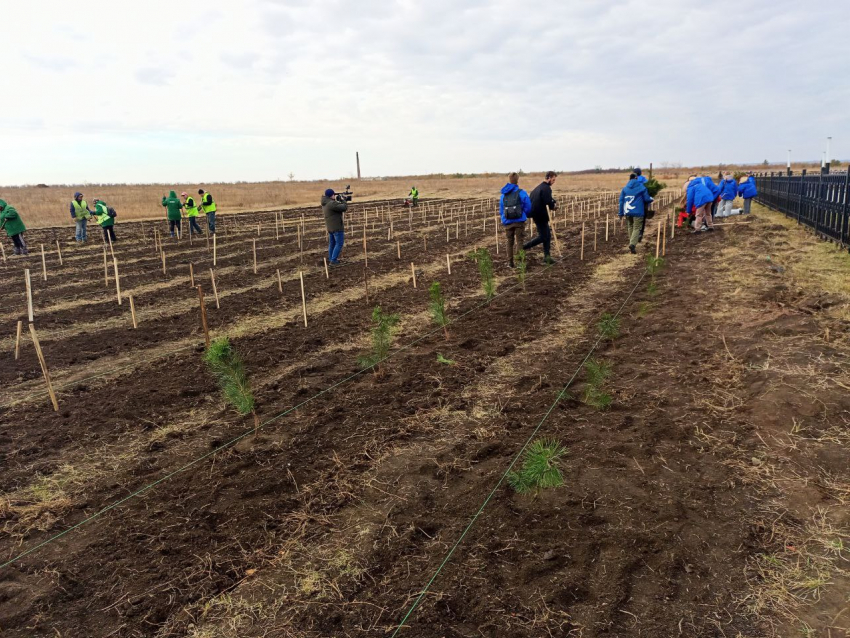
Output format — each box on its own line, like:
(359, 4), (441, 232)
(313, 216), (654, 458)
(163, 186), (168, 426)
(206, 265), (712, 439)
(102, 226), (116, 242)
(169, 219), (181, 236)
(524, 218), (552, 256)
(11, 233), (27, 255)
(206, 212), (216, 234)
(188, 217), (202, 235)
(504, 223), (526, 265)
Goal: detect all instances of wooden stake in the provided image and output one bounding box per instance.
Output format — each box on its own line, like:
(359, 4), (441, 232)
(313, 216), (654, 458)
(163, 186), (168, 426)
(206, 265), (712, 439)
(655, 220), (662, 259)
(14, 320), (22, 360)
(189, 263), (195, 287)
(197, 286), (210, 348)
(299, 271), (308, 328)
(40, 244), (47, 280)
(446, 253), (452, 275)
(411, 262), (417, 288)
(494, 216), (499, 254)
(29, 323), (58, 411)
(161, 250), (167, 275)
(277, 269), (283, 294)
(605, 216), (609, 242)
(103, 245), (109, 286)
(580, 222), (585, 261)
(275, 213), (280, 240)
(364, 267), (370, 304)
(55, 240), (63, 265)
(24, 269), (34, 322)
(671, 212), (676, 240)
(323, 257), (329, 278)
(108, 232), (115, 260)
(113, 258), (122, 305)
(257, 222), (261, 237)
(213, 233), (217, 266)
(129, 295), (137, 329)
(551, 227), (564, 258)
(363, 224), (368, 268)
(594, 221), (597, 252)
(252, 239), (258, 274)
(662, 215), (668, 257)
(396, 240), (401, 260)
(446, 226), (450, 243)
(210, 269), (220, 308)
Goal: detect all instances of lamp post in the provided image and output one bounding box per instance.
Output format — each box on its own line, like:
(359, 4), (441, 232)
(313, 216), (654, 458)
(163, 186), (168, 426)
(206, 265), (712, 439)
(787, 149), (792, 176)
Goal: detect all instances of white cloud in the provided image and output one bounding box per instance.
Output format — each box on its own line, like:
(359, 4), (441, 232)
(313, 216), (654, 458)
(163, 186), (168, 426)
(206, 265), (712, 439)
(0, 0), (848, 184)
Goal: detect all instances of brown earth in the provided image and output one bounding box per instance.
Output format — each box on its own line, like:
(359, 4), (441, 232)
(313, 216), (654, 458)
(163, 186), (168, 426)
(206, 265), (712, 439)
(0, 202), (847, 637)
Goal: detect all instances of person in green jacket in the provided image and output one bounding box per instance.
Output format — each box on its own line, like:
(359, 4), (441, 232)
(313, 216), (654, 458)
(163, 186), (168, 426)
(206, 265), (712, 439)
(182, 191), (203, 236)
(0, 199), (28, 255)
(92, 198), (117, 243)
(409, 185), (419, 206)
(198, 188), (216, 234)
(70, 191), (93, 243)
(162, 190), (184, 237)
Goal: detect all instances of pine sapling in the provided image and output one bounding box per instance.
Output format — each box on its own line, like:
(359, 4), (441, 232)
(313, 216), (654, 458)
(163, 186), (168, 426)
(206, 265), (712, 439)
(645, 254), (664, 296)
(597, 312), (620, 340)
(507, 438), (566, 496)
(516, 248), (528, 291)
(204, 337), (258, 427)
(358, 305), (401, 377)
(469, 247), (496, 302)
(428, 281), (450, 340)
(583, 358), (613, 411)
(436, 353), (456, 366)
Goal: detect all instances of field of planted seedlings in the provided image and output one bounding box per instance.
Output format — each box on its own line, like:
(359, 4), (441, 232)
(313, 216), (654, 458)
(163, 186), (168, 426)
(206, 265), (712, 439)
(1, 190), (848, 638)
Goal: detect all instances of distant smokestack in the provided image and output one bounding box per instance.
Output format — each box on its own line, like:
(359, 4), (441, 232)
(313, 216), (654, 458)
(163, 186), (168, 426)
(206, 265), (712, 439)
(356, 152), (361, 179)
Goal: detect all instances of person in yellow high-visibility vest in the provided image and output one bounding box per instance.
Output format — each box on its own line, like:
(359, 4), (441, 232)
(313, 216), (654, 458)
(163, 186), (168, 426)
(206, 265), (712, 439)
(70, 191), (93, 243)
(198, 189), (216, 234)
(409, 185), (419, 206)
(182, 192), (203, 236)
(92, 198), (117, 243)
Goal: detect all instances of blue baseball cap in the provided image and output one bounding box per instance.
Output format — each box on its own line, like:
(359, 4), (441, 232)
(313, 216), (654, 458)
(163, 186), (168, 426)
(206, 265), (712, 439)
(324, 188), (335, 197)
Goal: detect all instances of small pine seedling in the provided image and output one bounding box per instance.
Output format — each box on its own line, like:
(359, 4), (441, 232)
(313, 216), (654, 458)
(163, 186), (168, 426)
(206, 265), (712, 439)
(645, 254), (665, 277)
(644, 177), (667, 198)
(597, 312), (620, 340)
(583, 358), (613, 411)
(436, 353), (456, 366)
(516, 248), (528, 290)
(358, 305), (401, 376)
(204, 337), (258, 427)
(428, 281), (450, 340)
(508, 438), (566, 496)
(470, 247), (496, 302)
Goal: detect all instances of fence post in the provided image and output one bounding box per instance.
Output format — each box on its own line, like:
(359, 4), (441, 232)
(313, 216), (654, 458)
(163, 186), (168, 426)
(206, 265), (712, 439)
(841, 169), (850, 247)
(797, 169), (806, 224)
(816, 168), (824, 237)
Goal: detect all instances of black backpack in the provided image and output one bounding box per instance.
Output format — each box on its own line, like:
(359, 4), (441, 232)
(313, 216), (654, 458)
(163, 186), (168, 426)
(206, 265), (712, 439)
(503, 190), (523, 220)
(107, 207), (117, 218)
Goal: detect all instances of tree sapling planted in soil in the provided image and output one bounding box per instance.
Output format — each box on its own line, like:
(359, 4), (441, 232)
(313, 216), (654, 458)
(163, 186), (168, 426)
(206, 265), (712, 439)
(507, 438), (566, 496)
(204, 337), (259, 427)
(358, 305), (401, 377)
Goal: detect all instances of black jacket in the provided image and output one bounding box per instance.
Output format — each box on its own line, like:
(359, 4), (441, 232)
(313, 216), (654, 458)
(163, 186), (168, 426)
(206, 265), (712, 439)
(529, 182), (557, 223)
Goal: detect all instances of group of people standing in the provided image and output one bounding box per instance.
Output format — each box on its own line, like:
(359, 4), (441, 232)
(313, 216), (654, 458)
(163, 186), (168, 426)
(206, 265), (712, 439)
(70, 192), (118, 243)
(161, 190), (217, 237)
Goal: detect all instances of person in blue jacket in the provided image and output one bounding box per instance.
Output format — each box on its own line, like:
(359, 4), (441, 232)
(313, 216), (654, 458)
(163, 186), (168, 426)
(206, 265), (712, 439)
(499, 172), (532, 268)
(686, 175), (716, 232)
(634, 167), (648, 184)
(700, 175), (721, 218)
(738, 174), (758, 215)
(618, 173), (653, 253)
(717, 172), (737, 217)
(633, 168), (650, 241)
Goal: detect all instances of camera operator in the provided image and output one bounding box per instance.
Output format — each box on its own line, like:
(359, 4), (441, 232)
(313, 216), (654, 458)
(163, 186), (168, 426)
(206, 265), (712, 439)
(322, 188), (348, 266)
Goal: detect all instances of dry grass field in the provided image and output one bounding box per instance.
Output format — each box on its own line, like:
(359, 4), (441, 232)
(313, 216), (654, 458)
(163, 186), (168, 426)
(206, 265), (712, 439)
(0, 163), (808, 229)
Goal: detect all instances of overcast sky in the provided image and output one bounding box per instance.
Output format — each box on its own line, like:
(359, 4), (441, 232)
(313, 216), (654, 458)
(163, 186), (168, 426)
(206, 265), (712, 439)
(2, 0), (848, 184)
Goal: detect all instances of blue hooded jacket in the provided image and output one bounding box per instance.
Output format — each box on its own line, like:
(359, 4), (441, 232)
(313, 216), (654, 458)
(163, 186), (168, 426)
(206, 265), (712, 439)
(701, 176), (720, 199)
(686, 178), (715, 212)
(636, 175), (647, 184)
(718, 177), (737, 200)
(499, 183), (531, 225)
(738, 176), (758, 199)
(618, 179), (653, 217)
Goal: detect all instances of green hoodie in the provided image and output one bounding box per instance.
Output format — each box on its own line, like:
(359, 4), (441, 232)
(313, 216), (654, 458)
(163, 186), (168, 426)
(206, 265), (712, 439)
(162, 190), (184, 221)
(94, 201), (115, 228)
(0, 200), (26, 237)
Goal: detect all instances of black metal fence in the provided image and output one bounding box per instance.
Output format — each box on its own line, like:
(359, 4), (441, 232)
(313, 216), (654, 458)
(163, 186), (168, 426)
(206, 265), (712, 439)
(755, 170), (850, 245)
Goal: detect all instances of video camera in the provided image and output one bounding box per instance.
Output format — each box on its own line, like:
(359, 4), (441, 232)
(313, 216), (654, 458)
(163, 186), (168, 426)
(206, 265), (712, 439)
(335, 185), (353, 203)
